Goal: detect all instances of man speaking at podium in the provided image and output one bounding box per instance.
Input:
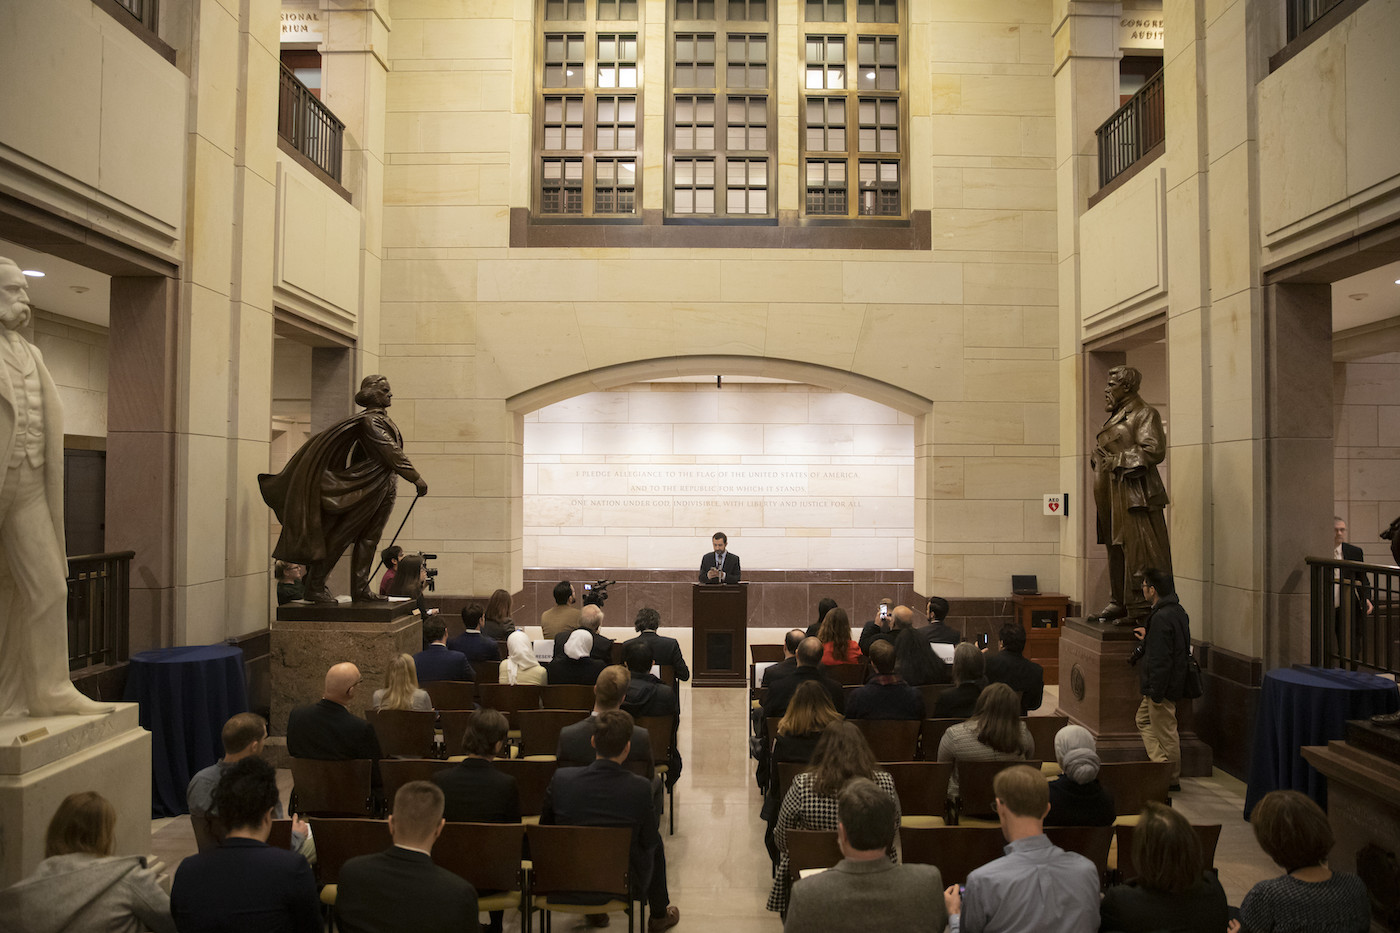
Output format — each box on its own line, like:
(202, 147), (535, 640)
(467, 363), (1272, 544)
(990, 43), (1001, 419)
(699, 531), (741, 584)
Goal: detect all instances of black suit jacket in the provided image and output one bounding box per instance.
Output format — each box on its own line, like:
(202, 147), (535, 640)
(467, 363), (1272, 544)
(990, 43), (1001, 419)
(335, 847), (479, 933)
(172, 838), (320, 933)
(433, 758), (521, 824)
(1340, 542), (1372, 606)
(286, 699), (381, 762)
(414, 644), (474, 683)
(556, 715), (654, 770)
(541, 759), (660, 893)
(760, 656), (798, 689)
(921, 622), (962, 646)
(621, 632), (690, 681)
(983, 649), (1044, 712)
(698, 550), (741, 583)
(552, 629), (615, 663)
(858, 622), (898, 656)
(446, 631), (500, 673)
(844, 679), (926, 720)
(932, 681), (984, 719)
(763, 666), (844, 718)
(547, 655), (608, 685)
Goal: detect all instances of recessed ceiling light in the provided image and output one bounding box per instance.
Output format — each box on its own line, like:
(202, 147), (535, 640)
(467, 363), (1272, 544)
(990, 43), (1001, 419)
(21, 270), (43, 277)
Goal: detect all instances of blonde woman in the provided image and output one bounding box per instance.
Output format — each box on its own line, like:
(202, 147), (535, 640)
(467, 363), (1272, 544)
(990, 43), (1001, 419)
(500, 630), (548, 686)
(371, 653), (433, 711)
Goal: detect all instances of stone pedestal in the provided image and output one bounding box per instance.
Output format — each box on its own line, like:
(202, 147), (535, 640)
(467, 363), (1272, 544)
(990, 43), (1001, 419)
(1057, 618), (1212, 776)
(269, 602), (422, 736)
(0, 704), (151, 887)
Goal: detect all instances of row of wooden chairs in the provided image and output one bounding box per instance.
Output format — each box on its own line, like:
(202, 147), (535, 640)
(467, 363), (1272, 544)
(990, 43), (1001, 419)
(762, 715), (1070, 765)
(420, 682), (604, 714)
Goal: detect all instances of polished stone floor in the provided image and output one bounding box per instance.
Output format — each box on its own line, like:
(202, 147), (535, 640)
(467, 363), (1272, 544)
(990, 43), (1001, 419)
(151, 630), (1283, 931)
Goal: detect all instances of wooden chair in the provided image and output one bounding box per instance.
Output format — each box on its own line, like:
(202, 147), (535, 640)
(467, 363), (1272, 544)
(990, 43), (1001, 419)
(379, 758), (446, 809)
(1023, 714), (1069, 763)
(541, 684), (596, 711)
(478, 683), (545, 717)
(434, 822), (527, 919)
(953, 759), (1043, 823)
(785, 829), (842, 884)
(751, 644), (785, 664)
(1096, 761), (1174, 821)
(637, 714), (678, 834)
(850, 719), (921, 762)
(899, 825), (1008, 886)
(289, 758), (375, 817)
(918, 718), (963, 761)
(516, 708), (591, 758)
(525, 824), (635, 933)
(917, 683), (950, 712)
(1114, 822), (1221, 882)
(826, 662), (869, 686)
(268, 818), (294, 850)
(473, 660), (501, 684)
(365, 708), (437, 759)
(423, 680), (476, 711)
(438, 709), (479, 758)
(883, 761), (954, 827)
(493, 757), (559, 818)
(775, 761), (806, 809)
(1044, 825), (1115, 887)
(308, 818), (391, 905)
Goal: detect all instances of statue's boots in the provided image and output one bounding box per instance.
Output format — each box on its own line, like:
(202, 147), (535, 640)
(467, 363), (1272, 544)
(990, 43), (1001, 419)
(1093, 601), (1128, 622)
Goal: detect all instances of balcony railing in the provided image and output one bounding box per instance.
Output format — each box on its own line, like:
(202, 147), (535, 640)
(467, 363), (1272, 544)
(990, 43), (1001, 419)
(1308, 555), (1400, 677)
(1287, 0), (1346, 39)
(66, 551), (135, 671)
(1096, 68), (1165, 189)
(278, 62), (345, 184)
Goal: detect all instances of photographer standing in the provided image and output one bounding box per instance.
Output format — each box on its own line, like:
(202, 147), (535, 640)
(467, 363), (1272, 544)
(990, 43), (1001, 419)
(1132, 568), (1188, 791)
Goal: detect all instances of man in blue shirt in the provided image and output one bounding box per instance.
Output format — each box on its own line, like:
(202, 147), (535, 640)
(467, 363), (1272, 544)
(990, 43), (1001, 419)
(943, 765), (1098, 933)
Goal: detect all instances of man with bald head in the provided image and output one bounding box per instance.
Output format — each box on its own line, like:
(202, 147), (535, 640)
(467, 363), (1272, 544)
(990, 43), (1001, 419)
(763, 636), (844, 718)
(286, 662), (382, 785)
(553, 603), (614, 662)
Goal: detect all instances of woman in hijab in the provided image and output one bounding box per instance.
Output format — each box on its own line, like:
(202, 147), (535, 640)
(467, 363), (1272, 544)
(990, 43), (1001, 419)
(499, 630), (548, 686)
(1045, 724), (1116, 826)
(546, 629), (607, 685)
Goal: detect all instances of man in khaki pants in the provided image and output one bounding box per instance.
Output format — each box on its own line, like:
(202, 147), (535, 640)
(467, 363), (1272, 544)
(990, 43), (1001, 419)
(1133, 567), (1188, 791)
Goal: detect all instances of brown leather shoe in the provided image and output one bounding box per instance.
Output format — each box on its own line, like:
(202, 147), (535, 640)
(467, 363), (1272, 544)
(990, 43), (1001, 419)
(648, 906), (679, 932)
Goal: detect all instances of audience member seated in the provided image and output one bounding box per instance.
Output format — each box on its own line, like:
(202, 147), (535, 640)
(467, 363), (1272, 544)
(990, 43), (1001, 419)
(434, 708), (521, 823)
(387, 553), (428, 600)
(845, 640), (925, 721)
(817, 607), (861, 666)
(857, 602), (902, 656)
(274, 560), (305, 606)
(552, 604), (614, 663)
(937, 683), (1033, 799)
(540, 579), (581, 638)
(933, 643), (987, 718)
(761, 629), (807, 690)
(622, 639), (683, 787)
(377, 545), (403, 596)
(893, 624), (950, 687)
(764, 638), (845, 719)
(482, 588), (516, 640)
(1044, 725), (1115, 827)
(807, 597), (840, 639)
(759, 681), (843, 867)
(373, 653), (434, 711)
(556, 665), (656, 772)
(783, 778), (946, 933)
(500, 630), (548, 686)
(415, 617), (473, 684)
(622, 607), (691, 682)
(0, 791), (176, 933)
(768, 721), (900, 919)
(1230, 790), (1371, 933)
(286, 662), (382, 774)
(447, 606), (501, 678)
(982, 622), (1043, 713)
(335, 782), (479, 933)
(187, 713), (309, 853)
(942, 765), (1099, 933)
(541, 710), (680, 933)
(171, 758), (320, 933)
(1099, 802), (1227, 933)
(919, 596), (961, 646)
(548, 629), (608, 685)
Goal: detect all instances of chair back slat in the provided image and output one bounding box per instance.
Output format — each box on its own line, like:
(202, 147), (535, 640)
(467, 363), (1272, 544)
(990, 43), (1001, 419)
(917, 684), (950, 712)
(850, 719), (921, 761)
(751, 644), (785, 664)
(636, 715), (675, 761)
(365, 708), (437, 758)
(785, 829), (842, 883)
(1044, 825), (1114, 886)
(955, 760), (1043, 818)
(526, 824), (633, 897)
(478, 683), (544, 716)
(380, 758), (446, 809)
(883, 761), (954, 816)
(775, 761), (806, 806)
(1096, 761), (1174, 816)
(435, 822), (526, 892)
(899, 826), (1007, 886)
(827, 662), (869, 686)
(1115, 822), (1221, 881)
(290, 758), (374, 817)
(308, 818), (391, 884)
(423, 680), (477, 710)
(516, 709), (591, 757)
(492, 757), (559, 816)
(918, 718), (963, 760)
(438, 709), (480, 758)
(540, 684), (596, 710)
(1023, 715), (1069, 762)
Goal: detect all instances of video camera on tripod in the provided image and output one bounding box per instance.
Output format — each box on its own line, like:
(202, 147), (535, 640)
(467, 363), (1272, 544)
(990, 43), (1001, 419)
(420, 553), (439, 592)
(582, 579), (615, 607)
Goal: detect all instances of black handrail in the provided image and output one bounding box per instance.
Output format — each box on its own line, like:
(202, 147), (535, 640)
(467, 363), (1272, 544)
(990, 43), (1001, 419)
(1307, 555), (1399, 677)
(1287, 0), (1345, 39)
(1095, 67), (1165, 189)
(66, 551), (135, 670)
(278, 62), (345, 184)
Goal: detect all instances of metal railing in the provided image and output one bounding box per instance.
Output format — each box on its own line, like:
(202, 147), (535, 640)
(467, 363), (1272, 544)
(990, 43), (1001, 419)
(278, 63), (345, 184)
(1096, 67), (1165, 189)
(67, 551), (135, 670)
(1287, 0), (1346, 39)
(1307, 556), (1400, 677)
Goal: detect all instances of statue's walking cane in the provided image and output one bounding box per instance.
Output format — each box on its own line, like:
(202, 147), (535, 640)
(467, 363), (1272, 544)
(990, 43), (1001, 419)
(369, 490), (421, 582)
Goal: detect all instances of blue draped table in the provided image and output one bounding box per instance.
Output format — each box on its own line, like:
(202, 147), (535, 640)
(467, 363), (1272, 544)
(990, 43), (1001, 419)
(123, 644), (249, 817)
(1244, 665), (1398, 819)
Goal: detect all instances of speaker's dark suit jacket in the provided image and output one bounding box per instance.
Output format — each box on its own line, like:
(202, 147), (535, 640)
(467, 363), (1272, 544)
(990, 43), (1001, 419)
(556, 714), (653, 770)
(334, 846), (479, 933)
(698, 550), (741, 583)
(433, 758), (521, 824)
(171, 838), (320, 933)
(621, 632), (690, 681)
(414, 644), (474, 683)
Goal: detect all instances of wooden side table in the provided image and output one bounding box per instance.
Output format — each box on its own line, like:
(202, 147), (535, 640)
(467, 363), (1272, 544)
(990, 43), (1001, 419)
(1012, 593), (1069, 682)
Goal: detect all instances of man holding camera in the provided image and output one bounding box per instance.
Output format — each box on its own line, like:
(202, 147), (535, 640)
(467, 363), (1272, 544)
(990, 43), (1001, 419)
(1131, 568), (1189, 791)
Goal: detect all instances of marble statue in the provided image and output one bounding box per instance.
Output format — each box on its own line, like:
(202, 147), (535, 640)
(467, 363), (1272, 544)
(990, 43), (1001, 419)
(0, 257), (113, 717)
(259, 374), (427, 604)
(1090, 364), (1173, 623)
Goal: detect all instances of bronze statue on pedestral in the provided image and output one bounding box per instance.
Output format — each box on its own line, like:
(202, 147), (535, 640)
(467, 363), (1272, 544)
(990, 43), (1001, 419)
(259, 375), (427, 604)
(1090, 365), (1173, 624)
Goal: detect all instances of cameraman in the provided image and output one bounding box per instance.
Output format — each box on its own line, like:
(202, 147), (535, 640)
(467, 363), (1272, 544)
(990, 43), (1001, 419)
(1131, 568), (1189, 792)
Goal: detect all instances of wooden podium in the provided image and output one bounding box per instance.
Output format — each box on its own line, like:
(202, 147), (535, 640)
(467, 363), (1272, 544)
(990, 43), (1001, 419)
(692, 583), (748, 687)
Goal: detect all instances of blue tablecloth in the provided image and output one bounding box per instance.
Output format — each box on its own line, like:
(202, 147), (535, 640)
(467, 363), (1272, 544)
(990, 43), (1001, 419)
(1244, 665), (1399, 818)
(123, 644), (248, 817)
